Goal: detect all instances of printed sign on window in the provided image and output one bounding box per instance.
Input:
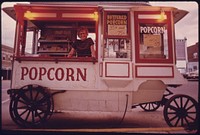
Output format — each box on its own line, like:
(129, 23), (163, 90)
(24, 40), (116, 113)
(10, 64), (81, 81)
(106, 12), (128, 36)
(108, 25), (127, 35)
(143, 34), (161, 47)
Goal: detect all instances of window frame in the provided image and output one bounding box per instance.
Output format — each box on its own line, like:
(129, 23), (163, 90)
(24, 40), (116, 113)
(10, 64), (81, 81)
(103, 10), (132, 60)
(13, 5), (99, 63)
(134, 11), (173, 63)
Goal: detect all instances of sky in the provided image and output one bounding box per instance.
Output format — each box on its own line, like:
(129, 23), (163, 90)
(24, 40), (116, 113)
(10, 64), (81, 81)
(1, 1), (198, 49)
(150, 1), (198, 47)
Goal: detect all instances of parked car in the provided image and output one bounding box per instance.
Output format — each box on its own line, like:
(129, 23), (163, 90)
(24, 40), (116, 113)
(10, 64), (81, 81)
(186, 70), (199, 79)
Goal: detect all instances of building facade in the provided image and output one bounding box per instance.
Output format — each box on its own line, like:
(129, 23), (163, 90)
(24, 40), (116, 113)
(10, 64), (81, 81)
(1, 44), (13, 80)
(175, 38), (187, 74)
(187, 42), (199, 72)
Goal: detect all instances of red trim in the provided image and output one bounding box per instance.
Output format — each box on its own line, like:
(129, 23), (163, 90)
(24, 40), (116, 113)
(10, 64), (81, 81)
(14, 5), (98, 21)
(14, 4), (98, 12)
(172, 17), (176, 64)
(99, 62), (103, 77)
(14, 4), (98, 11)
(132, 63), (134, 78)
(16, 22), (21, 56)
(105, 62), (130, 78)
(14, 56), (98, 63)
(95, 15), (99, 59)
(14, 4), (99, 60)
(134, 11), (173, 64)
(135, 65), (174, 78)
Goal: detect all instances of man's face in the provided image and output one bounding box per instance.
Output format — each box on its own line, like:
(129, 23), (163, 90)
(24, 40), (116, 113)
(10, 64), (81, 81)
(79, 30), (87, 41)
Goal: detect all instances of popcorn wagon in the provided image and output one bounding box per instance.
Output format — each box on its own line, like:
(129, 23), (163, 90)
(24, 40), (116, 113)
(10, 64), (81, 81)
(3, 2), (198, 128)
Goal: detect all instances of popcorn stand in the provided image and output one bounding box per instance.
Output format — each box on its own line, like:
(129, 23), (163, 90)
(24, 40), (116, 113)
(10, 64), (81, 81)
(3, 2), (198, 128)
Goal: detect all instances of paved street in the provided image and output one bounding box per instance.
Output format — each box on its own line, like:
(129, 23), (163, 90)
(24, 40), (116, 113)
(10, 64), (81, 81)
(1, 80), (198, 134)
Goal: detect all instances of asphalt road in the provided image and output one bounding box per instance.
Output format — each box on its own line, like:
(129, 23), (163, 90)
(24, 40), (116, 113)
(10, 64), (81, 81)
(1, 80), (199, 134)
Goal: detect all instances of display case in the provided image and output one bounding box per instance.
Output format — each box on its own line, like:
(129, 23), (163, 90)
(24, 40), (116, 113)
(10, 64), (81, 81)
(37, 28), (76, 56)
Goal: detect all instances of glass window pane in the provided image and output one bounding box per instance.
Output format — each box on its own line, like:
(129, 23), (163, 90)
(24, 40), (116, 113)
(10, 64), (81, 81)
(104, 38), (131, 59)
(139, 23), (168, 59)
(25, 32), (33, 54)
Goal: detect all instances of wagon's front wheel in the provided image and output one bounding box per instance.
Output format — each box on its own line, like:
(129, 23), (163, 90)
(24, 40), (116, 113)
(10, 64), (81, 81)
(163, 94), (198, 128)
(9, 84), (53, 128)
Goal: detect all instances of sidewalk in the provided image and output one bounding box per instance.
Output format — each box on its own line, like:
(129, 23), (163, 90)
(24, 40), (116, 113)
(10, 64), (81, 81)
(3, 127), (198, 134)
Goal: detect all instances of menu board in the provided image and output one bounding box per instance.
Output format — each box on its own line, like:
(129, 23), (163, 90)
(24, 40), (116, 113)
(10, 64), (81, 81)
(106, 12), (128, 36)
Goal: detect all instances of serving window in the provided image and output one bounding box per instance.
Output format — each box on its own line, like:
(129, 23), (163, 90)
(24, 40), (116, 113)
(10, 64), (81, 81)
(13, 5), (98, 62)
(134, 11), (173, 63)
(36, 21), (96, 57)
(103, 11), (131, 60)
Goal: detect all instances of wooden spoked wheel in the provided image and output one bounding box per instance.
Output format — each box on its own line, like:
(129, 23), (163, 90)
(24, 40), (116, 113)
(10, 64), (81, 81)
(163, 94), (198, 127)
(139, 102), (161, 111)
(9, 85), (54, 127)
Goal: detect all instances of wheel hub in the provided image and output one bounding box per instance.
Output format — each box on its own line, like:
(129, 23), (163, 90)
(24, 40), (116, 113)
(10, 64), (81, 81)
(177, 108), (187, 118)
(27, 101), (37, 111)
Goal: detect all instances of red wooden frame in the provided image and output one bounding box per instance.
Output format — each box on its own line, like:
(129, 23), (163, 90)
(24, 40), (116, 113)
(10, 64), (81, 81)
(13, 4), (99, 62)
(134, 11), (173, 64)
(105, 62), (130, 78)
(99, 62), (103, 77)
(135, 65), (174, 78)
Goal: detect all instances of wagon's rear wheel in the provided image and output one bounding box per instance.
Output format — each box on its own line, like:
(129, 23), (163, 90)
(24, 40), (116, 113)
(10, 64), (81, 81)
(139, 102), (160, 111)
(163, 94), (198, 127)
(9, 84), (54, 128)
